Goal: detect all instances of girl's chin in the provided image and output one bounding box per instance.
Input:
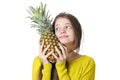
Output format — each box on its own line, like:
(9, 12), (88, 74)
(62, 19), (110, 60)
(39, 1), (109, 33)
(60, 41), (71, 46)
(60, 40), (68, 44)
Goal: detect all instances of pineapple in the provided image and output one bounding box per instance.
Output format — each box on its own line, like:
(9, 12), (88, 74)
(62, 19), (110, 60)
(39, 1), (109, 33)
(27, 2), (59, 63)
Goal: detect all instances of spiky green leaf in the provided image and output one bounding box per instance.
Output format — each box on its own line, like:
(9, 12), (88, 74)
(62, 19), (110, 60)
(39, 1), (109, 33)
(27, 2), (53, 35)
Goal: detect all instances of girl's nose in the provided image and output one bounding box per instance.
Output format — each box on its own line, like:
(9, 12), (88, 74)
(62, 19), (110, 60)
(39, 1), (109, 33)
(60, 28), (66, 34)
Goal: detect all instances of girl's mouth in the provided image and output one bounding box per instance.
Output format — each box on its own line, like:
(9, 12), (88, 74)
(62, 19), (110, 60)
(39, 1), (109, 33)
(59, 35), (68, 39)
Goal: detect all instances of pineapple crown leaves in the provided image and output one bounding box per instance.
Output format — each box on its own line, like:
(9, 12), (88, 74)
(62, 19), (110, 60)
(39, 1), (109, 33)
(27, 2), (53, 34)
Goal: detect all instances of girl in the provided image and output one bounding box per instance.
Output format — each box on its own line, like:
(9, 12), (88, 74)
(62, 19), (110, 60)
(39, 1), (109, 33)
(32, 12), (95, 80)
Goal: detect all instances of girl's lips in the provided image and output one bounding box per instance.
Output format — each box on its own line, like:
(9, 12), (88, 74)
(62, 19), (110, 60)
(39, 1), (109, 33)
(59, 35), (68, 39)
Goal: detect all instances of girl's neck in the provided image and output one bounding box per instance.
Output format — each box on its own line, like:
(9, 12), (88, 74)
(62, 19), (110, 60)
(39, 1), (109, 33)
(67, 51), (81, 62)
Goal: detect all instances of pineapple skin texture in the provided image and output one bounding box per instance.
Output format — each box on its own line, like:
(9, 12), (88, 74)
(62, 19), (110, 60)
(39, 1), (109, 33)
(40, 32), (59, 63)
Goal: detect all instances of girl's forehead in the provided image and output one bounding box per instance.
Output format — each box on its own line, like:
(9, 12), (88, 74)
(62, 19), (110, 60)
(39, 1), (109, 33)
(55, 18), (71, 24)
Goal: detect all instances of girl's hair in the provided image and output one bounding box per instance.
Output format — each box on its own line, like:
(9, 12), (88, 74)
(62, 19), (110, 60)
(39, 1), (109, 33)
(52, 12), (82, 51)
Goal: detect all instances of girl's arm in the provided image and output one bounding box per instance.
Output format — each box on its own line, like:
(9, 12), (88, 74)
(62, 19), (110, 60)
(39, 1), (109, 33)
(80, 58), (95, 80)
(32, 56), (52, 80)
(32, 56), (41, 80)
(56, 61), (71, 80)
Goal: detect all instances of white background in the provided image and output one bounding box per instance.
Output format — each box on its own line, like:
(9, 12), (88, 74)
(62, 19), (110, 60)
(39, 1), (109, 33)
(0, 0), (120, 80)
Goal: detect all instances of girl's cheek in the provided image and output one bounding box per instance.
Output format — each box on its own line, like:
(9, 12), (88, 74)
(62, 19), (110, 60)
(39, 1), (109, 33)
(55, 33), (59, 38)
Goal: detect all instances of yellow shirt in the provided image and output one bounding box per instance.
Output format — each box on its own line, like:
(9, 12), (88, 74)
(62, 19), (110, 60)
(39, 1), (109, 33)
(32, 55), (95, 80)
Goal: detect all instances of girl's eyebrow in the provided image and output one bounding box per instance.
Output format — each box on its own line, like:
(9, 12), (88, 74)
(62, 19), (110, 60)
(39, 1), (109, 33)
(55, 24), (59, 27)
(66, 23), (71, 24)
(65, 23), (72, 25)
(55, 23), (72, 27)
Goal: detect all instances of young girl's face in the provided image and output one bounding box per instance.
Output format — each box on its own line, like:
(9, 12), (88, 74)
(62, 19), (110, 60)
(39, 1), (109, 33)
(54, 17), (75, 46)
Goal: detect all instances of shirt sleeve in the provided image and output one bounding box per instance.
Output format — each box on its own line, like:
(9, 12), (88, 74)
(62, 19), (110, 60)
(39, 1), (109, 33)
(42, 63), (52, 80)
(32, 56), (41, 80)
(80, 58), (96, 80)
(32, 56), (52, 80)
(56, 61), (71, 80)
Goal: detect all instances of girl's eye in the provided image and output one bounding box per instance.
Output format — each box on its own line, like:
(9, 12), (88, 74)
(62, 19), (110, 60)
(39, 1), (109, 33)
(65, 26), (71, 29)
(55, 27), (59, 31)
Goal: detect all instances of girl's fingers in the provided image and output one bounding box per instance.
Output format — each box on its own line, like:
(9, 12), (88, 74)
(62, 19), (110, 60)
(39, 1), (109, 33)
(52, 53), (58, 60)
(39, 40), (44, 52)
(42, 44), (50, 55)
(58, 43), (66, 54)
(63, 46), (68, 57)
(46, 50), (53, 57)
(58, 43), (67, 58)
(55, 46), (62, 57)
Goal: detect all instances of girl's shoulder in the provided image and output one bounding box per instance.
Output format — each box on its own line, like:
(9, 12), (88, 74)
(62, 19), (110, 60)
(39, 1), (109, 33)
(33, 56), (42, 65)
(80, 55), (95, 61)
(68, 55), (95, 66)
(34, 56), (41, 61)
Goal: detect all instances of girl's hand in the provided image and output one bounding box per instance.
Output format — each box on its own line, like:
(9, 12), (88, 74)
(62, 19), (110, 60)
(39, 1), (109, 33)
(52, 43), (68, 63)
(39, 40), (53, 64)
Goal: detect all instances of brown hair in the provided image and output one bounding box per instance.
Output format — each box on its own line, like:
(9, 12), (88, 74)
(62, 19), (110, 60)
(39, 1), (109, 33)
(52, 12), (82, 50)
